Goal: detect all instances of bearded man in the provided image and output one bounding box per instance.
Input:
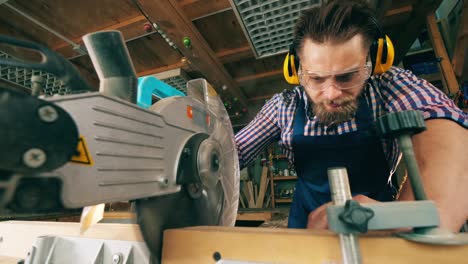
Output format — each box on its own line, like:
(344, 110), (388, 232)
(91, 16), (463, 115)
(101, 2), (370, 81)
(235, 0), (467, 231)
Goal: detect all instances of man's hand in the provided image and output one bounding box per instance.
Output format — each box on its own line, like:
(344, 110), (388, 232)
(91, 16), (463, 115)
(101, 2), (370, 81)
(306, 194), (378, 229)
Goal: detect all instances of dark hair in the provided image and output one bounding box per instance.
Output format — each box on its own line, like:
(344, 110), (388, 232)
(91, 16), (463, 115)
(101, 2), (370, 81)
(293, 0), (377, 56)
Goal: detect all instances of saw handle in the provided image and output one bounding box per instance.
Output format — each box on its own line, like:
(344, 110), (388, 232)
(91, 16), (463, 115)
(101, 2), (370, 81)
(0, 34), (93, 92)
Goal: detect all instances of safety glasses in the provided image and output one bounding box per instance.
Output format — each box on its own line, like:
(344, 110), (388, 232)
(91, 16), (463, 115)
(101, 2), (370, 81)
(299, 64), (372, 91)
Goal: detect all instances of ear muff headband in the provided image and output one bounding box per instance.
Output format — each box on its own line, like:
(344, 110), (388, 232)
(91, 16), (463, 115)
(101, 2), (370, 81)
(283, 16), (395, 82)
(283, 50), (300, 85)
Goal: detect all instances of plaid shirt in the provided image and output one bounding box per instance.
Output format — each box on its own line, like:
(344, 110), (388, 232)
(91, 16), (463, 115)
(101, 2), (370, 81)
(235, 67), (468, 175)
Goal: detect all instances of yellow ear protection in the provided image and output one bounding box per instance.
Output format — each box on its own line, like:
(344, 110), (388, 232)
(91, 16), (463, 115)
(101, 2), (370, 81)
(369, 16), (394, 75)
(283, 16), (395, 84)
(283, 43), (300, 85)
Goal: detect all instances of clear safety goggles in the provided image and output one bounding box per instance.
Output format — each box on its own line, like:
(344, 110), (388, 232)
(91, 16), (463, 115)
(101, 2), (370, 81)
(299, 63), (372, 91)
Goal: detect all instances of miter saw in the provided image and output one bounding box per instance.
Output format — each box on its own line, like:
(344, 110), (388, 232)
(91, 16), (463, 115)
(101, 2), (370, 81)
(0, 30), (239, 262)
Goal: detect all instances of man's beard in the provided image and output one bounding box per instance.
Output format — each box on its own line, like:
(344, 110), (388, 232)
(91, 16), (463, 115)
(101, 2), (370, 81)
(311, 96), (359, 126)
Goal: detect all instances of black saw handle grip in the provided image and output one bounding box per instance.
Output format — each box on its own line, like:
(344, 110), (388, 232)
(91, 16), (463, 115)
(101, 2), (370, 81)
(0, 34), (93, 92)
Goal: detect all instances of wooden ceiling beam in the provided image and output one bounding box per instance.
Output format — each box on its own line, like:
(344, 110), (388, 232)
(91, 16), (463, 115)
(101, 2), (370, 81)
(393, 0), (442, 64)
(137, 0), (248, 108)
(451, 1), (468, 80)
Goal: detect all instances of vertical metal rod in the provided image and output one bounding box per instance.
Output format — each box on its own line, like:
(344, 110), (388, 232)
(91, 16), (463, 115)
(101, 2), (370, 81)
(397, 135), (428, 200)
(30, 75), (44, 97)
(328, 167), (362, 264)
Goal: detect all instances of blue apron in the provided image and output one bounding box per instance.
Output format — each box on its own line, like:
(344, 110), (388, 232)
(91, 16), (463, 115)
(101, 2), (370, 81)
(288, 94), (395, 228)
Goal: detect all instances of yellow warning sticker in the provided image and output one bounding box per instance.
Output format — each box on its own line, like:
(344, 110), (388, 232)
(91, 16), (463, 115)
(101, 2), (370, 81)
(70, 136), (93, 166)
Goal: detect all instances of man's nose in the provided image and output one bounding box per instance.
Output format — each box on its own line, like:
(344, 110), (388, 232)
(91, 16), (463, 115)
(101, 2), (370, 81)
(323, 83), (342, 100)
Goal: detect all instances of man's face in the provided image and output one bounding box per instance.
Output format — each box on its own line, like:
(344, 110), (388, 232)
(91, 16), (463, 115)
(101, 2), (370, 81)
(298, 34), (370, 126)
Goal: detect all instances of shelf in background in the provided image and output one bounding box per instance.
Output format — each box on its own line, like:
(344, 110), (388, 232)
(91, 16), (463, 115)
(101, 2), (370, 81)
(275, 198), (293, 203)
(273, 176), (297, 181)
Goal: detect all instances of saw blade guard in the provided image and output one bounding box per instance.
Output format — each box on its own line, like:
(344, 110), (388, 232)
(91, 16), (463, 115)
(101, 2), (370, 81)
(187, 78), (240, 226)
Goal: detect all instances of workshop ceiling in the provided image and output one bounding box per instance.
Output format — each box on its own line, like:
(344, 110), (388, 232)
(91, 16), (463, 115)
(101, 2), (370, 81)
(0, 0), (443, 127)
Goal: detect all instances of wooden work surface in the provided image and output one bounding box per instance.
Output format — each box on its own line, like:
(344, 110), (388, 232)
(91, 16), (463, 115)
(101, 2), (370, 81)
(162, 226), (468, 264)
(0, 221), (466, 263)
(102, 211), (274, 222)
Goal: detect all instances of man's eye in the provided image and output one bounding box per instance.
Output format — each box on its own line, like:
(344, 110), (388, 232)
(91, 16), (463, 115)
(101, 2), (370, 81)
(335, 73), (355, 83)
(310, 76), (324, 82)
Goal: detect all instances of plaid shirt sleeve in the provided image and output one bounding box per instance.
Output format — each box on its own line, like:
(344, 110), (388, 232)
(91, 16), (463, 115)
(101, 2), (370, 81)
(378, 67), (468, 127)
(235, 94), (282, 169)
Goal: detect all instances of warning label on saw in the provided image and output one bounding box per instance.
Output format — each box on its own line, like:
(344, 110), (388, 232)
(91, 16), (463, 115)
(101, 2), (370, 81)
(70, 136), (93, 166)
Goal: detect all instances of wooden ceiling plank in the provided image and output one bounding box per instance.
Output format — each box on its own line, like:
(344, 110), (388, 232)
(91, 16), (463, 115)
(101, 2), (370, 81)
(393, 0), (443, 64)
(138, 0), (248, 108)
(53, 15), (147, 50)
(426, 13), (459, 95)
(54, 15), (149, 57)
(136, 44), (252, 77)
(178, 0), (232, 20)
(137, 61), (186, 77)
(217, 45), (253, 64)
(451, 1), (468, 80)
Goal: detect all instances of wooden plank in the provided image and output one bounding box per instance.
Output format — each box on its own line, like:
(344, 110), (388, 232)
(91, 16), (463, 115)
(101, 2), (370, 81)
(138, 0), (248, 108)
(254, 183), (258, 204)
(426, 13), (459, 95)
(103, 211), (135, 220)
(163, 226), (468, 264)
(178, 0), (232, 20)
(276, 198), (293, 203)
(241, 183), (253, 208)
(255, 166), (269, 208)
(451, 1), (468, 80)
(239, 192), (247, 208)
(247, 181), (255, 208)
(236, 211), (272, 221)
(273, 176), (298, 181)
(393, 0), (443, 64)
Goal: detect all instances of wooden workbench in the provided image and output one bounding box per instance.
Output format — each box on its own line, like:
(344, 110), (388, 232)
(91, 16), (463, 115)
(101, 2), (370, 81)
(0, 221), (466, 263)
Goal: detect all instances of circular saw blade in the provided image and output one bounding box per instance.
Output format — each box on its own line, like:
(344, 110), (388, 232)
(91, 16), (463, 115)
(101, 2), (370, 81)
(206, 96), (240, 227)
(136, 79), (240, 259)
